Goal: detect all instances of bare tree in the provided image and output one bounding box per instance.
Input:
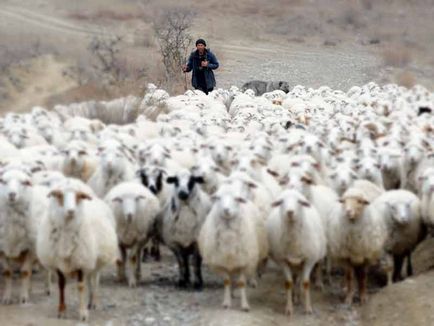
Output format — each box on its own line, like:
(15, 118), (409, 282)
(153, 8), (195, 91)
(88, 34), (124, 84)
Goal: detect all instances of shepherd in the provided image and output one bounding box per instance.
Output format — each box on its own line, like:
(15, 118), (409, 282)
(182, 38), (219, 94)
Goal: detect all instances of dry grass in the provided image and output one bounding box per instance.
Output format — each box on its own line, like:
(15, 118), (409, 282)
(382, 44), (412, 67)
(68, 9), (145, 21)
(396, 71), (416, 88)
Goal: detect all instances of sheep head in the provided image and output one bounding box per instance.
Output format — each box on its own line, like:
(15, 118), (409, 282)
(48, 180), (92, 220)
(167, 169), (205, 202)
(0, 169), (33, 205)
(340, 196), (369, 222)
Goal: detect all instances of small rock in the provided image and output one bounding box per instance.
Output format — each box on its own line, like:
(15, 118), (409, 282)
(145, 317), (156, 325)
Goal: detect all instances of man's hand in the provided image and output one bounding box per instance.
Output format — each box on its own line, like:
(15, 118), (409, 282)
(201, 60), (208, 68)
(182, 64), (187, 72)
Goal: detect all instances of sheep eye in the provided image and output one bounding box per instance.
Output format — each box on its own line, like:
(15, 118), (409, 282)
(112, 197), (123, 203)
(21, 180), (32, 186)
(78, 150), (87, 156)
(208, 146), (215, 150)
(136, 195), (146, 201)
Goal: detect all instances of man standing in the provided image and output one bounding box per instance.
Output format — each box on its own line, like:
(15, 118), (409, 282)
(182, 39), (219, 94)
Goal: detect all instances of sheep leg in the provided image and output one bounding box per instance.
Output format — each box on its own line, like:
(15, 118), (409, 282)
(181, 250), (191, 286)
(238, 273), (250, 312)
(384, 254), (393, 286)
(135, 242), (146, 281)
(283, 264), (294, 316)
(20, 254), (33, 304)
(174, 249), (188, 288)
(46, 270), (53, 296)
(87, 272), (99, 310)
(222, 272), (232, 309)
(302, 261), (315, 314)
(355, 264), (368, 305)
(117, 244), (127, 282)
(150, 236), (161, 261)
(126, 249), (138, 288)
(313, 261), (324, 291)
(57, 270), (66, 319)
(2, 258), (13, 305)
(406, 253), (413, 277)
(192, 248), (203, 290)
(77, 270), (88, 322)
(344, 264), (355, 306)
(393, 255), (404, 283)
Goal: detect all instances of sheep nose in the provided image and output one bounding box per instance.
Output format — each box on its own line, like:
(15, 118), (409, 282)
(149, 185), (157, 194)
(286, 211), (294, 219)
(66, 209), (75, 217)
(8, 192), (16, 202)
(126, 213), (133, 222)
(178, 191), (189, 201)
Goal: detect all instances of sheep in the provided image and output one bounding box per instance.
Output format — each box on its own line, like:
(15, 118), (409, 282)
(105, 182), (160, 287)
(36, 178), (118, 321)
(419, 169), (434, 226)
(0, 169), (49, 304)
(328, 181), (387, 305)
(158, 168), (211, 289)
(137, 165), (172, 261)
(355, 156), (385, 189)
(198, 183), (263, 311)
(328, 164), (358, 195)
(267, 189), (327, 316)
(88, 139), (137, 197)
(61, 140), (98, 182)
(379, 147), (406, 190)
(191, 156), (226, 195)
(371, 190), (426, 284)
(3, 124), (48, 149)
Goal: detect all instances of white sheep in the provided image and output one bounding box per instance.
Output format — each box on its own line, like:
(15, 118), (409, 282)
(371, 190), (426, 284)
(328, 181), (387, 305)
(105, 182), (160, 287)
(158, 169), (211, 289)
(267, 189), (327, 316)
(88, 139), (137, 197)
(0, 169), (49, 304)
(198, 183), (264, 311)
(61, 140), (98, 182)
(36, 178), (118, 321)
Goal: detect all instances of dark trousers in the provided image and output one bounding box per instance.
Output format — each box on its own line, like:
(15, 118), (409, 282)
(194, 86), (213, 95)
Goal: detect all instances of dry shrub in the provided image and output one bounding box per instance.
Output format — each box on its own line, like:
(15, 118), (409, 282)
(360, 0), (374, 10)
(340, 5), (363, 29)
(382, 45), (412, 67)
(396, 71), (416, 88)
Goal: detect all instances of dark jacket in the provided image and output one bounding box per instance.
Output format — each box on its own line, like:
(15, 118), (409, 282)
(185, 49), (219, 90)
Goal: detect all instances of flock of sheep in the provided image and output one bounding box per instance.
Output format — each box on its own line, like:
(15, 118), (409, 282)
(0, 81), (433, 321)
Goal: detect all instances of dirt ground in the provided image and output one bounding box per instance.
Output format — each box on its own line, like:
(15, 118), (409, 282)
(1, 237), (434, 326)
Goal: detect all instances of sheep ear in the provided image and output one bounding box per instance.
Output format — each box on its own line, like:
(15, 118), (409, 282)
(235, 197), (246, 204)
(298, 199), (310, 207)
(48, 190), (62, 198)
(166, 176), (178, 184)
(193, 176), (205, 184)
(77, 192), (92, 201)
(247, 182), (257, 189)
(271, 199), (283, 207)
(266, 169), (279, 178)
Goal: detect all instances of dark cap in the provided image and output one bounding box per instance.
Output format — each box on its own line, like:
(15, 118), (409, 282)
(195, 38), (206, 46)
